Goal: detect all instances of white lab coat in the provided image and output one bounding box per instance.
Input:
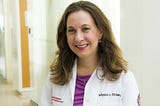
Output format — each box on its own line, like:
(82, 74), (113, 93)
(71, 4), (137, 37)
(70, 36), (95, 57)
(39, 60), (140, 106)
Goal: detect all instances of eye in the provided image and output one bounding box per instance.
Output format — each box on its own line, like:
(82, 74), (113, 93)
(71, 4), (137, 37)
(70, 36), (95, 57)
(67, 28), (76, 34)
(82, 27), (90, 32)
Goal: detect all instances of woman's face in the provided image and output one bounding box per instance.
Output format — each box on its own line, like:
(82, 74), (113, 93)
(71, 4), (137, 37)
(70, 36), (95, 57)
(66, 10), (102, 60)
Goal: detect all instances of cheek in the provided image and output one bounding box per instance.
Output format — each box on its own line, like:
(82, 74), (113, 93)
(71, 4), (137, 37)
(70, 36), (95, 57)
(67, 36), (74, 46)
(88, 35), (99, 43)
(87, 31), (100, 42)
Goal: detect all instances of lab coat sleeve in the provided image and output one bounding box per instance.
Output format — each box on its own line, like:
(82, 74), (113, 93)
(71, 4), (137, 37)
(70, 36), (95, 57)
(39, 73), (53, 106)
(122, 71), (141, 106)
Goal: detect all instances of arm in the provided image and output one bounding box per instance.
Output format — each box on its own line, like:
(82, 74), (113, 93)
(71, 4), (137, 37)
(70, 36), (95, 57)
(122, 71), (141, 106)
(39, 73), (53, 106)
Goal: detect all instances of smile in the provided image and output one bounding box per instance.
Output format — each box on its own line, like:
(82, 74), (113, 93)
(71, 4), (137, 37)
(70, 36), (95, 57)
(75, 44), (89, 50)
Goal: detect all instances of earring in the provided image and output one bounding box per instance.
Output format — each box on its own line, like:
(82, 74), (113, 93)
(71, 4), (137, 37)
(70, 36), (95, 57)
(98, 39), (102, 43)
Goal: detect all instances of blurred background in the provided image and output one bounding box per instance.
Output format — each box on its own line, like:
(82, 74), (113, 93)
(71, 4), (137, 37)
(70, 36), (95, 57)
(0, 0), (160, 106)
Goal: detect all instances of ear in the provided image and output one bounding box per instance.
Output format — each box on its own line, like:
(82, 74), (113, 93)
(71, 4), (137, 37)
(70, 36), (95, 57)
(99, 33), (103, 40)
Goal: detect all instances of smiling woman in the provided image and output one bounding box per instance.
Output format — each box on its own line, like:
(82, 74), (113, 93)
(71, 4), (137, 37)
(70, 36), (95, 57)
(39, 1), (140, 106)
(0, 0), (122, 106)
(66, 10), (102, 61)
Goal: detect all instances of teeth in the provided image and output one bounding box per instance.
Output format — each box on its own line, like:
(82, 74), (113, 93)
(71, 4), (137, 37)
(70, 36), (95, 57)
(76, 44), (88, 48)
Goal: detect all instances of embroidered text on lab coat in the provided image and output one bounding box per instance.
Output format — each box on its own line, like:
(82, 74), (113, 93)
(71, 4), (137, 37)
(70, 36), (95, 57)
(99, 93), (121, 97)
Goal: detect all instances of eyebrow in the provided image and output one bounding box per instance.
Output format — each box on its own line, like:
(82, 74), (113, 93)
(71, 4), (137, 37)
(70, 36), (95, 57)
(67, 24), (91, 29)
(67, 26), (74, 29)
(82, 24), (90, 27)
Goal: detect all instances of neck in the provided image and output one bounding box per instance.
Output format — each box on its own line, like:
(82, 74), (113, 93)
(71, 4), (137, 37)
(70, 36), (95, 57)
(77, 56), (99, 76)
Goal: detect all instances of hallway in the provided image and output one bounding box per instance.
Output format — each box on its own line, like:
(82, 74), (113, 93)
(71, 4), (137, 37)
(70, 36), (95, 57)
(0, 75), (31, 106)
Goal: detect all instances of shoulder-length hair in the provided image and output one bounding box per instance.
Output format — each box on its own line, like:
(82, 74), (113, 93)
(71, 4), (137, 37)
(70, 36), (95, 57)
(50, 1), (128, 85)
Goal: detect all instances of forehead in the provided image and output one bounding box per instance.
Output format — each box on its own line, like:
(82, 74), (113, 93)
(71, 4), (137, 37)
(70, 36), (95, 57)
(66, 10), (95, 27)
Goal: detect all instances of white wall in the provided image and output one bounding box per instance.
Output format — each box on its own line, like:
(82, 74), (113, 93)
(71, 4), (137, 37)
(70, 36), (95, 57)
(0, 0), (6, 78)
(28, 0), (50, 103)
(9, 0), (22, 90)
(120, 0), (160, 105)
(3, 0), (14, 83)
(3, 0), (22, 89)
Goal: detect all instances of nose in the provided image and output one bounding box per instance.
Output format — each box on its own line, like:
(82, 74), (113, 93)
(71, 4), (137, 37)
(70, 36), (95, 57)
(75, 31), (84, 43)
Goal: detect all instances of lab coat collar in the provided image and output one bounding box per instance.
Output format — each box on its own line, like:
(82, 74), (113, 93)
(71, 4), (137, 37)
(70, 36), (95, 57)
(69, 59), (103, 103)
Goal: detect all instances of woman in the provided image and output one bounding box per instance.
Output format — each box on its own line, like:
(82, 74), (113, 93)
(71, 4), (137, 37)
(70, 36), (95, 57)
(39, 1), (140, 106)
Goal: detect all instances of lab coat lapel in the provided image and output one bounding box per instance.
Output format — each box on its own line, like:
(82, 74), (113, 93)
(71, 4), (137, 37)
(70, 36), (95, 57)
(83, 67), (103, 105)
(69, 60), (77, 104)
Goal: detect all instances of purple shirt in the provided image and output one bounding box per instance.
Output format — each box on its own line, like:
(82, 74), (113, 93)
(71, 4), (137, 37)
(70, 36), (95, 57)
(73, 75), (91, 106)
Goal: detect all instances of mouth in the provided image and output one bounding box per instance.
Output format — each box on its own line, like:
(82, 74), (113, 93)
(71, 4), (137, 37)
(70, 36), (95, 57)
(75, 44), (89, 50)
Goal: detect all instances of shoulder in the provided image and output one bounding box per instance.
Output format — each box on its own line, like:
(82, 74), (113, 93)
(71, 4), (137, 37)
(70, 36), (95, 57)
(120, 71), (140, 105)
(46, 72), (66, 89)
(43, 72), (54, 88)
(120, 70), (135, 82)
(120, 70), (135, 80)
(43, 72), (60, 89)
(120, 70), (139, 91)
